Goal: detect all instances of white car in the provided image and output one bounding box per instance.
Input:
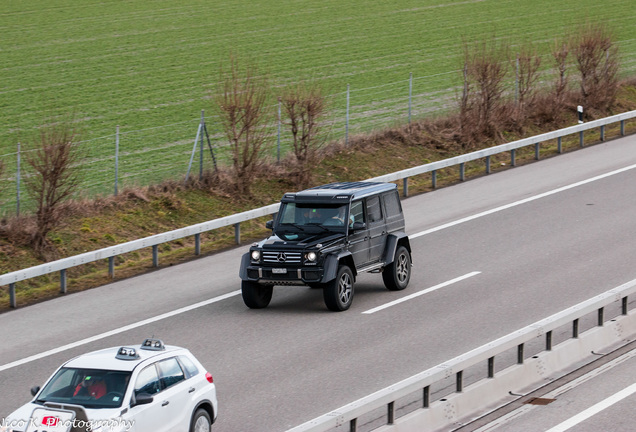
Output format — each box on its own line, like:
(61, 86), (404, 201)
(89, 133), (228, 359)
(3, 339), (218, 432)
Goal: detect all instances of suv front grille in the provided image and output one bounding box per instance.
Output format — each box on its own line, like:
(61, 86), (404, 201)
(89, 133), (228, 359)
(262, 251), (302, 264)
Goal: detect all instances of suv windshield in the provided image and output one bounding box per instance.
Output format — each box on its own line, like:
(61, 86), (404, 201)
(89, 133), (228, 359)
(276, 203), (350, 238)
(36, 368), (131, 409)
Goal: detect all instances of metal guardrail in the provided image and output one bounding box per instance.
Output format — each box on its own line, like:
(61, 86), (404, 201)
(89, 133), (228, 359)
(287, 277), (636, 432)
(2, 110), (636, 307)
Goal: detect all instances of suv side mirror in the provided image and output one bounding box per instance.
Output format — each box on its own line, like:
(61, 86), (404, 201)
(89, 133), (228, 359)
(31, 386), (40, 397)
(132, 393), (154, 407)
(265, 220), (273, 230)
(351, 221), (366, 231)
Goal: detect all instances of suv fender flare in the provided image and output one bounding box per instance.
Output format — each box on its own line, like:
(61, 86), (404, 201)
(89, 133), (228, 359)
(383, 233), (412, 265)
(238, 253), (251, 280)
(322, 252), (357, 282)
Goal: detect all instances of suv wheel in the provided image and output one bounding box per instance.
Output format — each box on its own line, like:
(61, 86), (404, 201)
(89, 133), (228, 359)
(323, 265), (354, 311)
(242, 281), (273, 308)
(383, 246), (411, 291)
(191, 408), (211, 432)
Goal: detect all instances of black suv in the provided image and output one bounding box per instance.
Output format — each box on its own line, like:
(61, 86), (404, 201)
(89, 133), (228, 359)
(239, 181), (412, 311)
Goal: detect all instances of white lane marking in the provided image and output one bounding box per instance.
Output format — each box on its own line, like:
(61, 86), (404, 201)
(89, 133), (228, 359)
(0, 290), (241, 373)
(362, 271), (481, 314)
(545, 382), (636, 432)
(410, 163), (636, 239)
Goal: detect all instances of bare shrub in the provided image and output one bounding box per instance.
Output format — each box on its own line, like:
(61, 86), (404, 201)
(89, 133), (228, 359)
(24, 122), (82, 255)
(280, 82), (328, 189)
(511, 46), (542, 131)
(572, 22), (619, 114)
(459, 39), (509, 148)
(552, 39), (570, 115)
(215, 54), (271, 196)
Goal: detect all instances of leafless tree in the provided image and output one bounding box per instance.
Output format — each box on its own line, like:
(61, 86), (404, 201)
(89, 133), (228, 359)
(572, 23), (619, 113)
(552, 40), (570, 115)
(24, 122), (82, 254)
(513, 46), (542, 129)
(215, 55), (271, 196)
(280, 82), (327, 189)
(459, 40), (508, 148)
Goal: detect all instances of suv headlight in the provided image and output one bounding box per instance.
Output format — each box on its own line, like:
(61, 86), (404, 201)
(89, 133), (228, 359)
(251, 250), (261, 261)
(305, 251), (317, 262)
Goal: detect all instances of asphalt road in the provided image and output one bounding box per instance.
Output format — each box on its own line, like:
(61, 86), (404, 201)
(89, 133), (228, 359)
(2, 133), (636, 432)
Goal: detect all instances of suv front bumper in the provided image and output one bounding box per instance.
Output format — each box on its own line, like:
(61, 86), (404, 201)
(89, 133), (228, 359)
(244, 265), (324, 285)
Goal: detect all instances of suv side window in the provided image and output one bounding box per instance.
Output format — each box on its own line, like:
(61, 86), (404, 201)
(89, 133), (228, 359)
(350, 201), (365, 224)
(178, 355), (199, 379)
(157, 357), (186, 389)
(383, 190), (402, 217)
(134, 365), (161, 396)
(366, 196), (383, 223)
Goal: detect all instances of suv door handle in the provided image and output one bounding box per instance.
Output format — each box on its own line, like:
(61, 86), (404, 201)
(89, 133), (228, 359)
(189, 387), (196, 393)
(162, 401), (169, 407)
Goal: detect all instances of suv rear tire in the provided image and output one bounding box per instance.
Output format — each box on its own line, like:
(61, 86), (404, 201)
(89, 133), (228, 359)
(191, 408), (211, 432)
(242, 281), (273, 308)
(383, 245), (411, 291)
(323, 265), (354, 311)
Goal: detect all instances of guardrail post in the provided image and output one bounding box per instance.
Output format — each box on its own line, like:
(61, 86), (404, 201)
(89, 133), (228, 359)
(621, 120), (625, 136)
(60, 269), (67, 294)
(388, 401), (395, 424)
(423, 386), (430, 408)
(598, 307), (604, 326)
(486, 156), (491, 174)
(488, 356), (495, 378)
(456, 370), (463, 392)
(152, 245), (159, 267)
(349, 418), (357, 432)
(195, 233), (201, 256)
(623, 297), (628, 315)
(573, 318), (579, 338)
(235, 223), (241, 244)
(580, 131), (584, 147)
(535, 142), (540, 160)
(546, 330), (552, 351)
(600, 125), (605, 141)
(517, 343), (524, 364)
(511, 149), (516, 167)
(558, 136), (563, 154)
(9, 283), (16, 308)
(432, 170), (437, 189)
(109, 257), (115, 278)
(403, 178), (408, 197)
(460, 163), (465, 181)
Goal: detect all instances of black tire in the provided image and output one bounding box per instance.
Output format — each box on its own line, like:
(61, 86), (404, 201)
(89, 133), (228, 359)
(382, 246), (411, 291)
(190, 408), (211, 432)
(323, 265), (354, 311)
(241, 280), (273, 309)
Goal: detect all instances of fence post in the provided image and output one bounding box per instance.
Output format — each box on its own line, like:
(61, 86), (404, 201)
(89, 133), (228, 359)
(235, 223), (241, 244)
(200, 110), (205, 180)
(408, 72), (413, 124)
(16, 142), (21, 216)
(346, 84), (350, 146)
(114, 126), (119, 196)
(277, 97), (282, 163)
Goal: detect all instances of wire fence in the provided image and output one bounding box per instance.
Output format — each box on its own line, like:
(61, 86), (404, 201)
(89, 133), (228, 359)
(1, 46), (635, 217)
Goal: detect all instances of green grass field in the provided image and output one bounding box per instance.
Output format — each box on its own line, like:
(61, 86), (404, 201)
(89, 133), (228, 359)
(1, 0), (636, 213)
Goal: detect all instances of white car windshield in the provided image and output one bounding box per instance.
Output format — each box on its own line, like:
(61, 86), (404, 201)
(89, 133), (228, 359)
(36, 368), (131, 409)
